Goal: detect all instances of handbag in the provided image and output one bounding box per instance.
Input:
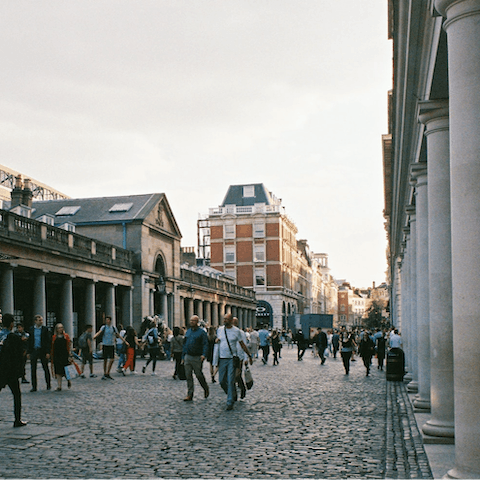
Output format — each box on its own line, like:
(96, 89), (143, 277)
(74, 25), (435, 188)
(224, 327), (240, 368)
(244, 365), (254, 390)
(64, 364), (79, 381)
(178, 363), (186, 380)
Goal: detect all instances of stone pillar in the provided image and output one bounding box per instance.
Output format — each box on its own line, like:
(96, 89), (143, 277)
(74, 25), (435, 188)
(62, 277), (74, 337)
(205, 301), (212, 325)
(411, 164), (431, 411)
(213, 302), (219, 327)
(122, 287), (133, 327)
(162, 294), (168, 326)
(85, 281), (96, 328)
(105, 284), (116, 326)
(33, 272), (47, 320)
(406, 206), (418, 394)
(418, 100), (454, 441)
(187, 298), (194, 322)
(0, 267), (15, 314)
(401, 231), (412, 382)
(434, 1), (480, 475)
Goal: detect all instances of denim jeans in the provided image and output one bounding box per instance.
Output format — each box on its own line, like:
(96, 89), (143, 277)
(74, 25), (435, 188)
(218, 358), (236, 406)
(116, 345), (126, 369)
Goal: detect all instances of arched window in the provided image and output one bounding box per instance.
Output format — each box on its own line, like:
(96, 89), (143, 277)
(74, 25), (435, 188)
(155, 255), (166, 279)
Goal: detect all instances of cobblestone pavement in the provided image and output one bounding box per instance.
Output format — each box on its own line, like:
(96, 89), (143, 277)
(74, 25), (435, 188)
(0, 347), (432, 479)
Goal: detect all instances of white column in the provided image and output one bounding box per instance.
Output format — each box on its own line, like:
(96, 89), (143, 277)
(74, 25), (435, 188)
(401, 231), (412, 382)
(105, 284), (116, 326)
(162, 294), (168, 326)
(0, 267), (15, 314)
(212, 302), (218, 327)
(122, 287), (133, 327)
(85, 281), (96, 328)
(419, 100), (454, 441)
(33, 272), (47, 320)
(406, 206), (418, 393)
(62, 276), (74, 337)
(435, 1), (480, 475)
(411, 164), (431, 411)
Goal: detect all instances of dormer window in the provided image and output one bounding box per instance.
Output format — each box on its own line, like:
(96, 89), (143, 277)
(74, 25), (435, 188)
(109, 203), (133, 213)
(243, 185), (255, 198)
(55, 206), (80, 216)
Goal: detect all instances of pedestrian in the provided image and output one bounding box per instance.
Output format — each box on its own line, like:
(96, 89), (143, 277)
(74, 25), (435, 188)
(258, 324), (270, 364)
(206, 326), (218, 383)
(78, 324), (96, 378)
(389, 328), (405, 374)
(295, 329), (307, 361)
(376, 331), (386, 370)
(182, 315), (209, 401)
(286, 329), (293, 349)
(271, 330), (281, 366)
(359, 331), (376, 376)
(248, 328), (260, 360)
(15, 323), (29, 384)
(93, 316), (126, 380)
(171, 326), (184, 379)
(122, 326), (140, 375)
(164, 327), (173, 361)
(27, 315), (52, 392)
(0, 314), (27, 427)
(316, 328), (328, 365)
(332, 330), (340, 359)
(340, 331), (356, 375)
(115, 324), (127, 373)
(142, 320), (160, 375)
(216, 313), (252, 411)
(232, 317), (248, 399)
(50, 323), (73, 391)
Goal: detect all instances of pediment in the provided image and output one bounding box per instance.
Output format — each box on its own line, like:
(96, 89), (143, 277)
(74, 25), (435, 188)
(145, 196), (182, 239)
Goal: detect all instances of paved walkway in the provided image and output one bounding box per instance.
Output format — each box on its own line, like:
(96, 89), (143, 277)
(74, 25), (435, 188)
(0, 347), (432, 478)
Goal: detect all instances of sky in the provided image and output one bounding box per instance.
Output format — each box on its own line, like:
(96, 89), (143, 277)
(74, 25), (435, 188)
(0, 1), (392, 288)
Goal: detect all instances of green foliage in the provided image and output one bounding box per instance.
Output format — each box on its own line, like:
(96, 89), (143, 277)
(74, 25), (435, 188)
(363, 300), (389, 330)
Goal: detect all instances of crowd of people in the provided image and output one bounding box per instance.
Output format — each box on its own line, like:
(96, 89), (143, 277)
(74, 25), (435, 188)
(0, 310), (403, 425)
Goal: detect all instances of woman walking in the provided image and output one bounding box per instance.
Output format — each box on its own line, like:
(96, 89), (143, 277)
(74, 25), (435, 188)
(376, 331), (386, 371)
(358, 331), (376, 376)
(206, 326), (218, 383)
(142, 320), (160, 375)
(51, 323), (72, 390)
(170, 326), (184, 379)
(340, 331), (356, 375)
(271, 330), (281, 366)
(122, 326), (140, 375)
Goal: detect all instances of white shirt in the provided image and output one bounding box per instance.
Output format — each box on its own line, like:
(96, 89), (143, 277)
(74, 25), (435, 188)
(389, 333), (403, 349)
(217, 326), (243, 358)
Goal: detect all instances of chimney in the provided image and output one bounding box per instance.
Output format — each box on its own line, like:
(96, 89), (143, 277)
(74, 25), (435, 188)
(22, 178), (33, 208)
(11, 175), (24, 208)
(373, 281), (376, 289)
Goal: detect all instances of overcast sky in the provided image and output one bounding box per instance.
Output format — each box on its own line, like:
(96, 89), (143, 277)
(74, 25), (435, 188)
(1, 1), (392, 288)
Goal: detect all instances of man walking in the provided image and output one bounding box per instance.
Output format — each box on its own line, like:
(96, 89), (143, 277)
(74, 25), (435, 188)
(182, 315), (209, 401)
(295, 329), (307, 361)
(332, 330), (340, 359)
(316, 328), (328, 365)
(217, 313), (252, 411)
(232, 317), (248, 399)
(258, 325), (270, 364)
(27, 315), (51, 392)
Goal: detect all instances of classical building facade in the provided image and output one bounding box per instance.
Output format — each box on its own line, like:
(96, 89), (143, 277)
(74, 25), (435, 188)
(0, 175), (256, 337)
(201, 183), (337, 329)
(384, 1), (480, 476)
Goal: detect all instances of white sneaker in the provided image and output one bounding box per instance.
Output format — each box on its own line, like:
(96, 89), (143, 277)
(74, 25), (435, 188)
(131, 371), (137, 375)
(151, 372), (157, 376)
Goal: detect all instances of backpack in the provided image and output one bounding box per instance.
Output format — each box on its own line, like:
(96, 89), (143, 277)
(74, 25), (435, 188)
(78, 332), (89, 349)
(147, 328), (156, 346)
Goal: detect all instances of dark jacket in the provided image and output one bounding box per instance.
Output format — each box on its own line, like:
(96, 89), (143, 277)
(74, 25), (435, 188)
(359, 336), (376, 358)
(316, 331), (328, 350)
(0, 332), (24, 388)
(27, 326), (51, 355)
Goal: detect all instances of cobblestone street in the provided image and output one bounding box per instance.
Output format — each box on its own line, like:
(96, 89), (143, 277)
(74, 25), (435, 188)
(0, 347), (432, 479)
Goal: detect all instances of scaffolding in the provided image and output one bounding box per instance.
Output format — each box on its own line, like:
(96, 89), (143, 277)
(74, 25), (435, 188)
(197, 214), (211, 262)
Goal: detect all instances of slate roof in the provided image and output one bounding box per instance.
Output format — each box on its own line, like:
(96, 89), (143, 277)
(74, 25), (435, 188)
(31, 193), (164, 225)
(220, 183), (278, 207)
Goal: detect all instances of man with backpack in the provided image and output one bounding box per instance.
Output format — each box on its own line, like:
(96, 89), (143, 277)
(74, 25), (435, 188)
(78, 325), (96, 378)
(93, 317), (126, 380)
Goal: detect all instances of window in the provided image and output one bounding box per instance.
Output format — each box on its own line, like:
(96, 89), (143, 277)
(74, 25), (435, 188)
(254, 223), (265, 238)
(254, 244), (265, 262)
(224, 224), (235, 239)
(109, 203), (133, 213)
(255, 268), (266, 286)
(225, 246), (235, 263)
(55, 206), (81, 216)
(243, 185), (255, 198)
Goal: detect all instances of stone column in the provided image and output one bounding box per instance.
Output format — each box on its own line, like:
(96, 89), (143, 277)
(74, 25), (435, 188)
(187, 298), (194, 322)
(434, 1), (480, 475)
(85, 281), (96, 328)
(105, 284), (116, 326)
(122, 287), (133, 327)
(62, 276), (74, 337)
(211, 302), (218, 327)
(33, 271), (47, 320)
(205, 301), (212, 325)
(418, 100), (454, 441)
(405, 206), (418, 394)
(162, 294), (168, 326)
(0, 267), (15, 314)
(411, 163), (431, 411)
(402, 230), (412, 382)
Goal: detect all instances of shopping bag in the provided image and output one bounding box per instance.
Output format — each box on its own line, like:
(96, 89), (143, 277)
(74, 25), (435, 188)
(244, 365), (253, 390)
(178, 363), (186, 380)
(64, 364), (79, 380)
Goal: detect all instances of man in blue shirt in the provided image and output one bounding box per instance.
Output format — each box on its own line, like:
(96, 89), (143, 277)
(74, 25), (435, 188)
(258, 325), (270, 364)
(182, 315), (209, 401)
(27, 315), (51, 392)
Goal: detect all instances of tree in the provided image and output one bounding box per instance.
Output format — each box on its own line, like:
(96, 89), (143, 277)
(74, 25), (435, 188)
(363, 300), (387, 330)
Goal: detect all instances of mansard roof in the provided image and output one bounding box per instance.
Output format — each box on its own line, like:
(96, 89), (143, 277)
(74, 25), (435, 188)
(31, 193), (182, 238)
(220, 183), (279, 207)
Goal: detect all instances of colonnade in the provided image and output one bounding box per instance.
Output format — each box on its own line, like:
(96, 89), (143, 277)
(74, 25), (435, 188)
(179, 296), (256, 329)
(394, 1), (480, 477)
